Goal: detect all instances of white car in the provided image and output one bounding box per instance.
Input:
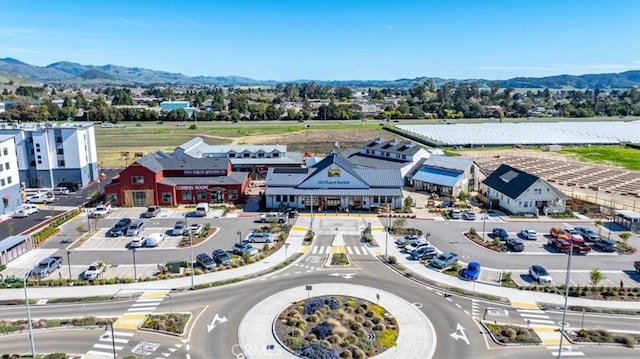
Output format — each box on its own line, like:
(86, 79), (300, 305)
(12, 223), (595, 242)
(404, 241), (430, 254)
(129, 236), (145, 248)
(462, 211), (476, 220)
(82, 262), (105, 280)
(395, 234), (424, 246)
(53, 187), (70, 195)
(26, 193), (55, 204)
(190, 224), (204, 236)
(519, 229), (538, 240)
(529, 265), (553, 284)
(247, 232), (276, 243)
(144, 233), (164, 247)
(12, 204), (39, 218)
(449, 209), (462, 219)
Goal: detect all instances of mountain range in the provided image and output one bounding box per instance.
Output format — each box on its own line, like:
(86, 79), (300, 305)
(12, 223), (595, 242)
(1, 57), (639, 89)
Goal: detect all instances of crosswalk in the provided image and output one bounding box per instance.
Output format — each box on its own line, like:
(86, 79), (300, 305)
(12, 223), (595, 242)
(82, 290), (170, 359)
(301, 245), (371, 256)
(515, 308), (585, 357)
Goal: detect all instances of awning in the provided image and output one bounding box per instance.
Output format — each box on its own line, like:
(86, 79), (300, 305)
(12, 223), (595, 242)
(2, 194), (10, 200)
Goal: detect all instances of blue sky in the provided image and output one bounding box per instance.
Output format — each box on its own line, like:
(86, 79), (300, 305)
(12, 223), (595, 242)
(1, 0), (639, 81)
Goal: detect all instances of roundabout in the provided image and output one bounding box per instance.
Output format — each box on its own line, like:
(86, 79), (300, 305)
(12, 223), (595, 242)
(237, 283), (437, 359)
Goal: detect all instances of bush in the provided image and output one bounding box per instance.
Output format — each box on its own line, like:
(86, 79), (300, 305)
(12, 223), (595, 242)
(299, 341), (339, 359)
(312, 321), (334, 340)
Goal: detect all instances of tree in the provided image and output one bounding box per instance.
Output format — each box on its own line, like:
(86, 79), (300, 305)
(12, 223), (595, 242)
(589, 268), (605, 294)
(264, 104), (280, 120)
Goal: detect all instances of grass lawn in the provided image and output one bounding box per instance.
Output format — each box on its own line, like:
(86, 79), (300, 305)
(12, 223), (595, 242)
(560, 145), (640, 171)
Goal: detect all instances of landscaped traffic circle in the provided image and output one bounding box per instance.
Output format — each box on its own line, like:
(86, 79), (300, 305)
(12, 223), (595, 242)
(275, 296), (398, 358)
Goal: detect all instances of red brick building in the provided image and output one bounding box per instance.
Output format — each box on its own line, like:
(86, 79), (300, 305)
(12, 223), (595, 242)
(104, 153), (249, 207)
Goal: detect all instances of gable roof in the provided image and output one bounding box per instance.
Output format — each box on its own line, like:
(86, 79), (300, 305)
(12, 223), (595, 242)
(340, 148), (411, 169)
(363, 138), (423, 156)
(483, 164), (539, 199)
(135, 151), (229, 172)
(305, 151), (367, 184)
(422, 155), (474, 172)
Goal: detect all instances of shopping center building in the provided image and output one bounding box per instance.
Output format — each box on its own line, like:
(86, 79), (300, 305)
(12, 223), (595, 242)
(264, 151), (404, 211)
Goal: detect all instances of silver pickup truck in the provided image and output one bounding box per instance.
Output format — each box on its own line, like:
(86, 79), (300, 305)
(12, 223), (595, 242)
(29, 256), (63, 278)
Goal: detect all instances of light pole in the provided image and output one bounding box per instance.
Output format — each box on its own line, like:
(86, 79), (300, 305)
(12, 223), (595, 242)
(310, 192), (314, 231)
(132, 248), (137, 282)
(23, 273), (36, 358)
(86, 205), (91, 232)
(557, 242), (573, 358)
(105, 320), (116, 358)
(66, 250), (72, 282)
(384, 202), (390, 260)
(237, 230), (242, 247)
(166, 293), (172, 314)
(482, 213), (487, 241)
(189, 229), (194, 290)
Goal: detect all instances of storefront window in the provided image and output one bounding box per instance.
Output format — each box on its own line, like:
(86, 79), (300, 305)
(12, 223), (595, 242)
(276, 195), (281, 202)
(228, 190), (237, 200)
(182, 191), (192, 201)
(197, 190), (207, 200)
(162, 192), (172, 203)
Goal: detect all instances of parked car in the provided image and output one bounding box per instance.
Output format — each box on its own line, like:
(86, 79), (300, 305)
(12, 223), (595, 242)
(506, 237), (525, 252)
(394, 234), (424, 246)
(410, 246), (437, 260)
(247, 232), (276, 243)
(196, 253), (216, 270)
(126, 220), (145, 236)
(129, 236), (145, 248)
(548, 237), (572, 253)
(172, 221), (187, 236)
(89, 203), (112, 218)
(260, 212), (286, 223)
(29, 256), (63, 278)
(462, 211), (476, 220)
(26, 192), (55, 204)
(573, 227), (600, 242)
(12, 204), (39, 218)
(144, 232), (164, 247)
(430, 252), (458, 269)
(233, 242), (258, 256)
(190, 224), (204, 236)
(81, 262), (105, 280)
(519, 229), (538, 240)
(53, 187), (70, 195)
(449, 209), (462, 219)
(108, 218), (132, 237)
(212, 249), (232, 265)
(460, 262), (481, 280)
(594, 239), (617, 252)
(195, 203), (209, 217)
(404, 241), (430, 254)
(142, 205), (161, 218)
(529, 265), (553, 284)
(492, 228), (509, 241)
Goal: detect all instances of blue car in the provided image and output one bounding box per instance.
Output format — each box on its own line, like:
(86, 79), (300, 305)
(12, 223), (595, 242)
(460, 262), (481, 280)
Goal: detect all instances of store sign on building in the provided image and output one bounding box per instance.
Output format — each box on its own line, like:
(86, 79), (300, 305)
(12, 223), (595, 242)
(328, 167), (340, 177)
(183, 169), (224, 176)
(176, 185), (210, 190)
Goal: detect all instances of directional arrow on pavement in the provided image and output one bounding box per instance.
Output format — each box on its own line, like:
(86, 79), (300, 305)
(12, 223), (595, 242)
(450, 323), (470, 345)
(328, 273), (355, 279)
(207, 313), (228, 333)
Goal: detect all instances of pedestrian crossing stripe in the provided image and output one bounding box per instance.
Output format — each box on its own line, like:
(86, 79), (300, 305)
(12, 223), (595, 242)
(291, 225), (307, 232)
(330, 246), (345, 254)
(140, 290), (170, 299)
(530, 325), (570, 345)
(511, 301), (539, 309)
(113, 313), (147, 330)
(371, 226), (385, 232)
(300, 245), (310, 253)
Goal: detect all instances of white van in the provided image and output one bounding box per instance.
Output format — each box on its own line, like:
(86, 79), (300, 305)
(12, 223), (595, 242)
(195, 203), (209, 217)
(144, 232), (164, 247)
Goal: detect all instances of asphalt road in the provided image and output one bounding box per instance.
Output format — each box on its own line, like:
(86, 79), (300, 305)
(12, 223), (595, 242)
(3, 244), (640, 358)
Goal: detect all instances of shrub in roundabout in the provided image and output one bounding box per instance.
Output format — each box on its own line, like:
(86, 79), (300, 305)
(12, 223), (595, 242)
(275, 296), (398, 358)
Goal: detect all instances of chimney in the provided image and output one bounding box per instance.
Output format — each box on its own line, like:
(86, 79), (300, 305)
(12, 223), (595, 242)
(389, 139), (397, 146)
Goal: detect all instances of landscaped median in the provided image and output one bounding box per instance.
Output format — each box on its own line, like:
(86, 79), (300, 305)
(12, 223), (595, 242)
(481, 321), (542, 346)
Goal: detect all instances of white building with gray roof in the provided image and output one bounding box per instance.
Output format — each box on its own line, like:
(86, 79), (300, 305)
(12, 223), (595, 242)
(265, 151), (403, 211)
(405, 155), (484, 198)
(173, 137), (303, 179)
(340, 137), (433, 177)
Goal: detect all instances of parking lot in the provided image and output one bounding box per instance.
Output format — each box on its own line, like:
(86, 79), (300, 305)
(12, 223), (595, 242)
(77, 228), (188, 250)
(511, 268), (640, 288)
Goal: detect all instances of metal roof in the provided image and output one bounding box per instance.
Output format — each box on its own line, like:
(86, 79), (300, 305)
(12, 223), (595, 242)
(615, 210), (640, 219)
(158, 172), (247, 186)
(0, 235), (30, 253)
(422, 155), (473, 172)
(411, 167), (463, 187)
(363, 138), (423, 156)
(265, 187), (403, 196)
(341, 148), (411, 169)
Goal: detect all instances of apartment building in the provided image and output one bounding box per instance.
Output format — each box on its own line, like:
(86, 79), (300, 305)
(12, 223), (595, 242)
(0, 122), (99, 189)
(0, 137), (21, 213)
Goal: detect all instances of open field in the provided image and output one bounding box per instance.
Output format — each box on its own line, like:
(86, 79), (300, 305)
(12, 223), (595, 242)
(559, 145), (640, 171)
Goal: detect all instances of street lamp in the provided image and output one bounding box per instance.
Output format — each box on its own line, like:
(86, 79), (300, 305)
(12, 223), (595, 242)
(132, 248), (137, 282)
(237, 230), (242, 247)
(557, 242), (573, 358)
(384, 202), (391, 260)
(189, 229), (194, 290)
(23, 273), (36, 358)
(166, 293), (172, 314)
(105, 320), (116, 358)
(310, 192), (314, 231)
(66, 250), (72, 282)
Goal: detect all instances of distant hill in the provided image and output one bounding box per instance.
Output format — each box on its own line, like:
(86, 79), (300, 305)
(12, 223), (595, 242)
(0, 57), (638, 88)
